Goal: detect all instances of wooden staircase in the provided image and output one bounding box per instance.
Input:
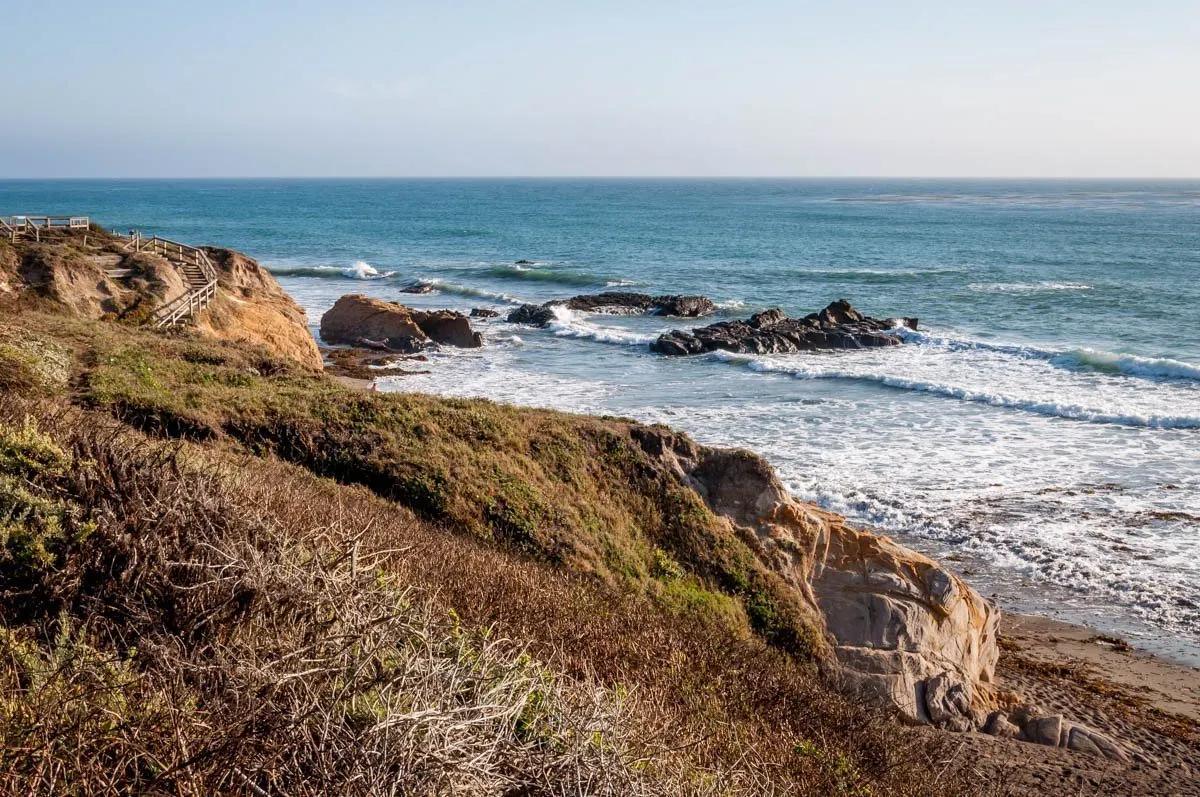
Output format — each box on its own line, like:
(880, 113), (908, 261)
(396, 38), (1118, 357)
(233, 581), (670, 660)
(124, 231), (220, 328)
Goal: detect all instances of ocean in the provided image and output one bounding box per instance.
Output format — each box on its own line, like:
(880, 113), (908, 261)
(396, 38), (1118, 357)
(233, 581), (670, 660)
(3, 178), (1198, 664)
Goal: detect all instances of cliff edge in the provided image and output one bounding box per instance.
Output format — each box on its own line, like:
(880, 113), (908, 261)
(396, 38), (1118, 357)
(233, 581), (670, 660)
(0, 227), (320, 371)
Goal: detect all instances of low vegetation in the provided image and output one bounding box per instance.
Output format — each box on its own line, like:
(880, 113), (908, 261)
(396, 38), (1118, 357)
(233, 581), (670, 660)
(15, 310), (822, 659)
(0, 300), (988, 794)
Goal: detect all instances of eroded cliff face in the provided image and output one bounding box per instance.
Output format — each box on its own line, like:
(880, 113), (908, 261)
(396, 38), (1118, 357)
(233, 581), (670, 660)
(630, 426), (999, 729)
(1, 234), (321, 371)
(196, 248), (323, 371)
(0, 238), (184, 320)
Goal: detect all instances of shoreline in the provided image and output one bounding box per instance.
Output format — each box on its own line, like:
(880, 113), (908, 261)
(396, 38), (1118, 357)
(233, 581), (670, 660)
(1000, 614), (1199, 720)
(347, 366), (1198, 691)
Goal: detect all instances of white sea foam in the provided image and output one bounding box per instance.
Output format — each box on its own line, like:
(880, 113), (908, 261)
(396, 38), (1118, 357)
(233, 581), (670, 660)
(745, 359), (1200, 428)
(968, 281), (1093, 293)
(1053, 348), (1200, 382)
(899, 328), (1200, 383)
(546, 306), (659, 346)
(343, 260), (393, 279)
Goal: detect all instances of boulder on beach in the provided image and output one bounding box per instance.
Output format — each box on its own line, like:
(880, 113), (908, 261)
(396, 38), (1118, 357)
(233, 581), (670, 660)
(414, 308), (484, 348)
(651, 299), (916, 356)
(320, 294), (483, 352)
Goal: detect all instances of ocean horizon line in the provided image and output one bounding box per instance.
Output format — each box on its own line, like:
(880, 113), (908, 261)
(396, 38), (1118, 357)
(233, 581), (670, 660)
(4, 174), (1200, 182)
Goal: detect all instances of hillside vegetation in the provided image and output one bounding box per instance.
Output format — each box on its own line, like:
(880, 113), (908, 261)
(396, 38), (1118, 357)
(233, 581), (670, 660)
(0, 303), (990, 795)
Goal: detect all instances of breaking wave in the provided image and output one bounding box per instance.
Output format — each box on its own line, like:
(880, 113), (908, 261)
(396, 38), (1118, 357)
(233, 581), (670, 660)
(411, 278), (525, 305)
(484, 264), (608, 286)
(268, 260), (396, 280)
(732, 357), (1200, 429)
(545, 307), (659, 346)
(898, 329), (1200, 384)
(1051, 348), (1200, 383)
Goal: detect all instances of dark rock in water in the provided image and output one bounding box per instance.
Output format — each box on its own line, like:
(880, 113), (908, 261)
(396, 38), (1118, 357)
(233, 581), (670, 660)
(561, 291), (717, 317)
(507, 291), (717, 327)
(563, 291), (656, 314)
(400, 281), (438, 295)
(515, 259), (535, 265)
(470, 307), (500, 318)
(651, 300), (908, 356)
(417, 309), (485, 349)
(651, 294), (717, 317)
(506, 303), (558, 327)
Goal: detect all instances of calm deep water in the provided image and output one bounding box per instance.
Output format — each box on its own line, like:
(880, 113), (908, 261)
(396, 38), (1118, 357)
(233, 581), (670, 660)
(4, 178), (1198, 664)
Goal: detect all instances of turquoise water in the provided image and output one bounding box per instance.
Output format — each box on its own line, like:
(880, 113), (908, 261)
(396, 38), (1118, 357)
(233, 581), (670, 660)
(3, 179), (1198, 662)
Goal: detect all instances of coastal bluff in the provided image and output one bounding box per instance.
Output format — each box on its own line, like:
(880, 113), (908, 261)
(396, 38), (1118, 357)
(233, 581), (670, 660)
(632, 426), (999, 729)
(2, 223), (1185, 792)
(0, 225), (321, 370)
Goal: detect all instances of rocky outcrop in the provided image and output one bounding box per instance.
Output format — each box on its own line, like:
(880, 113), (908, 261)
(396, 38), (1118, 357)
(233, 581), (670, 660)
(628, 427), (998, 731)
(320, 294), (483, 352)
(651, 295), (718, 317)
(984, 709), (1131, 761)
(652, 300), (917, 356)
(470, 308), (500, 318)
(562, 292), (717, 317)
(413, 308), (484, 348)
(197, 248), (323, 371)
(0, 230), (324, 370)
(3, 237), (184, 320)
(506, 303), (558, 327)
(507, 291), (717, 327)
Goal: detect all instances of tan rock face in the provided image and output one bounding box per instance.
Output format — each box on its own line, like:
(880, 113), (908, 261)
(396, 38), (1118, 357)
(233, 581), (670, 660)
(810, 516), (999, 727)
(197, 248), (323, 371)
(634, 429), (999, 729)
(7, 243), (172, 319)
(320, 294), (429, 351)
(319, 294), (483, 351)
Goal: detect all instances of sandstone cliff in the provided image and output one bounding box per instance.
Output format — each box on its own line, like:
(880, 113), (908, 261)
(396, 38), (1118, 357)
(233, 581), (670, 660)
(196, 247), (323, 371)
(0, 230), (322, 371)
(0, 234), (184, 320)
(631, 426), (998, 729)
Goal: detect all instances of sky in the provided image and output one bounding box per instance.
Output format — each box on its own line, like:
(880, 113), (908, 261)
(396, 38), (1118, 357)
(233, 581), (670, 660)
(1, 0), (1198, 178)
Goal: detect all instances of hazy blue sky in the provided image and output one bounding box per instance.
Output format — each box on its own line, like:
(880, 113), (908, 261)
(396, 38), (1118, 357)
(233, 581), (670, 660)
(2, 1), (1197, 177)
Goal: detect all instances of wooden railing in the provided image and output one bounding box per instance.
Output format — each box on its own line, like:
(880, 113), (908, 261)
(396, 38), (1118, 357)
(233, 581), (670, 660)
(150, 279), (219, 328)
(126, 232), (221, 328)
(1, 215), (90, 243)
